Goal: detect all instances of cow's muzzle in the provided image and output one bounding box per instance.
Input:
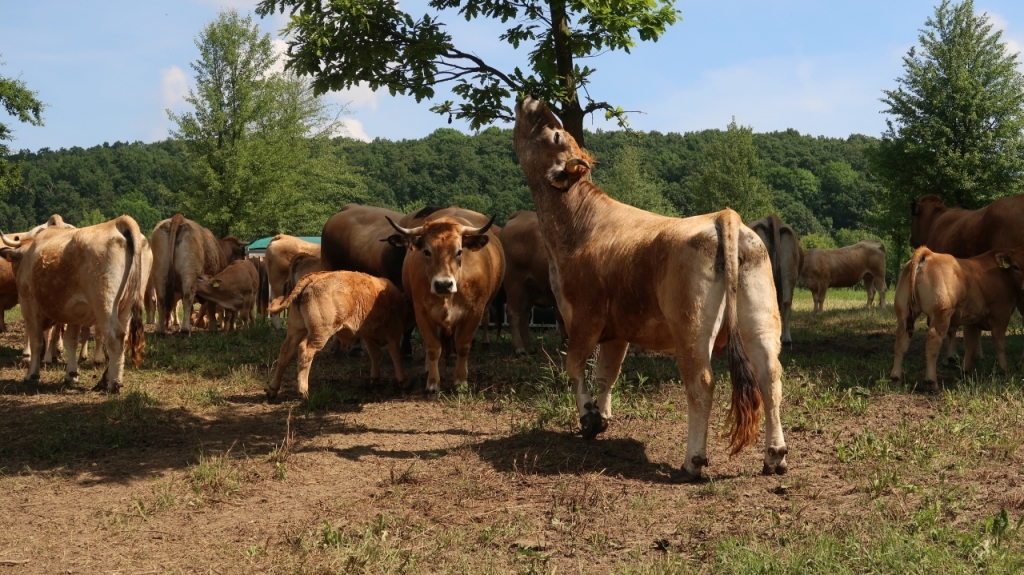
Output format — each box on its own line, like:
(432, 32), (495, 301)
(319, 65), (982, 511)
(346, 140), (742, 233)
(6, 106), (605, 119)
(432, 278), (457, 295)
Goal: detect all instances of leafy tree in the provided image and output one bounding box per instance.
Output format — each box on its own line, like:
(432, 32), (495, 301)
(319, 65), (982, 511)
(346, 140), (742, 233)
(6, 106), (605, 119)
(113, 191), (163, 234)
(171, 10), (353, 238)
(256, 0), (679, 146)
(1, 59), (44, 195)
(869, 0), (1024, 256)
(690, 119), (774, 221)
(595, 144), (676, 216)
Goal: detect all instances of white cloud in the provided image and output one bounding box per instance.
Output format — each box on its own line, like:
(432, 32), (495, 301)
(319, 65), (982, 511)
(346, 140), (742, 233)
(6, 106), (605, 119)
(193, 0), (262, 9)
(986, 10), (1024, 65)
(328, 82), (381, 111)
(159, 65), (190, 110)
(268, 38), (288, 76)
(338, 119), (372, 142)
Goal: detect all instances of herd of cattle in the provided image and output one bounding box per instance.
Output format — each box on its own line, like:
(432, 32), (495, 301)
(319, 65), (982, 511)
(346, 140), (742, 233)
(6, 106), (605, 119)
(2, 98), (1024, 480)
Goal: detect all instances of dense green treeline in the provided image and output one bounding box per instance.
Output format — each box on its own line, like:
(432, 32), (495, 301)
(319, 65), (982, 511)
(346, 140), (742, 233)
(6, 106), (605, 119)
(2, 125), (880, 248)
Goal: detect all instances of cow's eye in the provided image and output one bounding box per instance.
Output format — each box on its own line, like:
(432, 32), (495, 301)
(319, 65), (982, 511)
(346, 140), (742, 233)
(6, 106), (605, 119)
(456, 249), (463, 257)
(424, 249), (431, 257)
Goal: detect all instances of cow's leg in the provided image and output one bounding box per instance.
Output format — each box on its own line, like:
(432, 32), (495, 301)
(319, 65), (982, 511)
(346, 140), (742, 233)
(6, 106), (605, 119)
(813, 287), (825, 313)
(23, 313), (45, 383)
(207, 303), (219, 332)
(62, 324), (82, 385)
(43, 324), (64, 365)
(924, 312), (951, 391)
(97, 322), (127, 393)
(479, 307), (491, 352)
(420, 317), (444, 401)
(876, 275), (888, 308)
(592, 340), (628, 422)
(77, 325), (90, 363)
(780, 299), (793, 346)
(92, 329), (106, 364)
(171, 300), (181, 327)
(565, 325), (603, 439)
(673, 341), (715, 480)
(180, 291), (195, 335)
(400, 328), (414, 358)
(267, 330), (304, 400)
(364, 338), (383, 381)
(453, 311), (484, 388)
(295, 333), (329, 399)
(506, 284), (532, 355)
(963, 325), (981, 373)
(753, 335), (788, 476)
(991, 321), (1010, 373)
(891, 312), (915, 381)
(865, 273), (876, 308)
(386, 335), (406, 388)
(943, 326), (958, 364)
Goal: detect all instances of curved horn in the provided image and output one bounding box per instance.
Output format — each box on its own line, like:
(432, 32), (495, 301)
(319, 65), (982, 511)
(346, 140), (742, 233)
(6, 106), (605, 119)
(384, 216), (422, 236)
(566, 157), (591, 170)
(463, 216), (496, 236)
(0, 230), (21, 248)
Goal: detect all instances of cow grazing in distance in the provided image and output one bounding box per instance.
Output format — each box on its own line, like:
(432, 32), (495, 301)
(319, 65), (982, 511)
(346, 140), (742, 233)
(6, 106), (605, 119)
(151, 214), (227, 334)
(0, 216), (148, 392)
(747, 214), (801, 346)
(501, 210), (565, 355)
(265, 234), (321, 329)
(265, 271), (413, 400)
(386, 214), (505, 400)
(194, 259), (260, 331)
(910, 193), (1024, 257)
(514, 96), (787, 481)
(799, 240), (887, 313)
(891, 247), (1024, 391)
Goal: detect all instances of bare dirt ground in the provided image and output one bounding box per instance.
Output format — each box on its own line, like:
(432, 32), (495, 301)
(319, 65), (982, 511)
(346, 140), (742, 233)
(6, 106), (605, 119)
(1, 292), (1023, 573)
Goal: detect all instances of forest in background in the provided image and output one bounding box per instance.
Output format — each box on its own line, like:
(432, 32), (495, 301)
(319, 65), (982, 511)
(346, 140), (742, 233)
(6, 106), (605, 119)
(1, 124), (883, 253)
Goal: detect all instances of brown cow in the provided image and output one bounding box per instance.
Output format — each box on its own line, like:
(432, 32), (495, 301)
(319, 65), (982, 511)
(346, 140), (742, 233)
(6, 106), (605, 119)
(0, 258), (17, 333)
(151, 214), (227, 334)
(501, 210), (565, 355)
(219, 236), (246, 264)
(282, 253), (321, 298)
(910, 193), (1024, 257)
(321, 204), (407, 286)
(514, 96), (787, 481)
(747, 214), (801, 345)
(195, 259), (260, 331)
(265, 234), (321, 329)
(386, 215), (505, 400)
(891, 247), (1024, 390)
(799, 240), (886, 313)
(0, 216), (148, 392)
(265, 271), (413, 400)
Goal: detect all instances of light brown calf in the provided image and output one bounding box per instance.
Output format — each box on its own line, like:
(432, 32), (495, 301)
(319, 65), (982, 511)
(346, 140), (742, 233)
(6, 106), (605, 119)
(266, 271), (412, 400)
(891, 247), (1024, 390)
(387, 214), (505, 400)
(195, 260), (260, 331)
(799, 240), (886, 313)
(514, 96), (787, 481)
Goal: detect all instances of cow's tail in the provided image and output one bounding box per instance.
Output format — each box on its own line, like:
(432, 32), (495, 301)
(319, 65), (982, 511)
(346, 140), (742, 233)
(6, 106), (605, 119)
(719, 209), (764, 455)
(163, 213), (186, 314)
(905, 247), (928, 331)
(113, 216), (146, 368)
(268, 272), (318, 315)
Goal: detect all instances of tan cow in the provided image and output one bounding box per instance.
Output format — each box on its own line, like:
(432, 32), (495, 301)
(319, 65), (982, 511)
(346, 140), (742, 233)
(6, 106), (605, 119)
(265, 234), (321, 329)
(799, 240), (886, 313)
(514, 97), (787, 481)
(265, 271), (413, 400)
(747, 214), (801, 345)
(386, 214), (505, 400)
(0, 216), (148, 392)
(151, 214), (227, 334)
(910, 193), (1024, 257)
(195, 259), (260, 331)
(501, 210), (565, 355)
(891, 247), (1024, 391)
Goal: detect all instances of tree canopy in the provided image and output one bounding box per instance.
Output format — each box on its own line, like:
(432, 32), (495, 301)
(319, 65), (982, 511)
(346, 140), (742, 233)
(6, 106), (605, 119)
(255, 0), (679, 146)
(0, 59), (45, 196)
(868, 0), (1024, 264)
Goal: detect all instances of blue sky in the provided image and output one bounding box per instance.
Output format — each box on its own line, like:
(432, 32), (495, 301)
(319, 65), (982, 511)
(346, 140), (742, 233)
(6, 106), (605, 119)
(2, 0), (1024, 152)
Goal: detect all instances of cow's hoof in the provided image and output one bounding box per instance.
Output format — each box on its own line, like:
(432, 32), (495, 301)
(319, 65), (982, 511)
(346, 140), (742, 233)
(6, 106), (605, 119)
(424, 389), (438, 402)
(64, 372), (79, 385)
(514, 349), (528, 357)
(23, 373), (39, 383)
(763, 461), (789, 476)
(670, 463), (705, 484)
(580, 411), (608, 440)
(889, 374), (901, 382)
(924, 380), (940, 393)
(179, 329), (191, 337)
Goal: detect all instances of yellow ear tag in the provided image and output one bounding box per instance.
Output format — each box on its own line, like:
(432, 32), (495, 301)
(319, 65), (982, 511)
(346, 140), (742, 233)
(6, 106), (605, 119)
(213, 280), (221, 288)
(1001, 259), (1012, 269)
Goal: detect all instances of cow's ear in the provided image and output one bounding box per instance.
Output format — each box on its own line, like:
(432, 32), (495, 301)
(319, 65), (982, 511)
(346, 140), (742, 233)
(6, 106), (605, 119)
(996, 253), (1013, 270)
(385, 234), (408, 248)
(463, 234), (490, 252)
(909, 199), (918, 215)
(0, 247), (22, 262)
(566, 157), (591, 182)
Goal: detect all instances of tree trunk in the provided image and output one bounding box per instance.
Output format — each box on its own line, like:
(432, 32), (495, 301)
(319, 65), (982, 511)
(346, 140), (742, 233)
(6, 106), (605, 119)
(549, 0), (586, 148)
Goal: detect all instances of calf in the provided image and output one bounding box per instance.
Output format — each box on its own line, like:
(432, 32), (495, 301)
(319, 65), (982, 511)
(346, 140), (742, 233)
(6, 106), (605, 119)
(194, 260), (260, 332)
(387, 215), (505, 400)
(799, 240), (886, 313)
(890, 247), (1024, 390)
(265, 271), (412, 400)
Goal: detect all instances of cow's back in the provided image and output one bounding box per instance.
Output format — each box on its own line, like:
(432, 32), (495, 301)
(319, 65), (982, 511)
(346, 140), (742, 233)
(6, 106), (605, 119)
(929, 195), (1024, 257)
(321, 204), (407, 286)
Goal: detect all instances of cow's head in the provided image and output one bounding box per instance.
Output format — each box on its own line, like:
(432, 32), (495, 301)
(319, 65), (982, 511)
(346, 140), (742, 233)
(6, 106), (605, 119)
(513, 96), (594, 193)
(220, 236), (246, 263)
(386, 215), (494, 296)
(909, 195), (947, 248)
(0, 231), (32, 269)
(995, 248), (1024, 292)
